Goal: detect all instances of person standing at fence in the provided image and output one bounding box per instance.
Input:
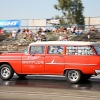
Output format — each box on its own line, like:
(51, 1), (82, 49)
(26, 29), (29, 37)
(28, 30), (33, 41)
(42, 27), (46, 32)
(63, 36), (68, 41)
(12, 29), (17, 40)
(22, 29), (27, 39)
(59, 35), (63, 41)
(86, 28), (91, 40)
(17, 28), (21, 34)
(79, 28), (83, 35)
(75, 28), (79, 35)
(52, 27), (57, 34)
(41, 35), (46, 41)
(90, 26), (96, 33)
(41, 30), (46, 36)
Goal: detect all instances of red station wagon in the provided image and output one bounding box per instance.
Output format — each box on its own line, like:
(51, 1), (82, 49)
(0, 41), (100, 83)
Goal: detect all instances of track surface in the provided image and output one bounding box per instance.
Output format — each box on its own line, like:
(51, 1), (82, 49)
(0, 75), (100, 100)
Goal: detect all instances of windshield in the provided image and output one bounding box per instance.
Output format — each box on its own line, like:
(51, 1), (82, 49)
(23, 46), (28, 54)
(94, 45), (100, 55)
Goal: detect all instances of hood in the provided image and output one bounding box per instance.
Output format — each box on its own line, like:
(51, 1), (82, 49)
(0, 52), (24, 56)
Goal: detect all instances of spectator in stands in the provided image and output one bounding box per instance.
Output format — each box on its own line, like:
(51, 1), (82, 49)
(67, 26), (71, 33)
(26, 28), (29, 37)
(28, 30), (33, 41)
(12, 29), (17, 40)
(17, 28), (21, 34)
(34, 33), (40, 42)
(63, 36), (68, 41)
(47, 27), (51, 32)
(41, 35), (46, 41)
(70, 26), (74, 34)
(59, 35), (63, 41)
(42, 27), (46, 32)
(52, 27), (57, 34)
(75, 28), (79, 35)
(79, 28), (83, 35)
(86, 28), (91, 40)
(63, 27), (67, 34)
(38, 27), (42, 33)
(22, 29), (27, 39)
(90, 26), (96, 33)
(57, 27), (62, 34)
(41, 30), (46, 36)
(37, 36), (41, 41)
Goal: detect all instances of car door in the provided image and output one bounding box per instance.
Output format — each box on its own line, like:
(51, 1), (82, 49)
(45, 45), (65, 74)
(22, 46), (45, 74)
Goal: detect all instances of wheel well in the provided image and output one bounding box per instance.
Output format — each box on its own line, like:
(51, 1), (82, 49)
(0, 62), (13, 70)
(63, 69), (83, 75)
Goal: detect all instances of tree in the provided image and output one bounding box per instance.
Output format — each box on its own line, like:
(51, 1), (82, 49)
(54, 0), (84, 25)
(71, 0), (85, 25)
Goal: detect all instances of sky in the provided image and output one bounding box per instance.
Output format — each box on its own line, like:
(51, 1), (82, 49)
(0, 0), (100, 20)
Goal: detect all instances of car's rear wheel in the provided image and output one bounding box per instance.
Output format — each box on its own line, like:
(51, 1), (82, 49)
(0, 64), (14, 80)
(65, 70), (82, 84)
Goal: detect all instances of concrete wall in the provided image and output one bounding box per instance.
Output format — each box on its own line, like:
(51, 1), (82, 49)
(29, 19), (46, 26)
(85, 17), (100, 28)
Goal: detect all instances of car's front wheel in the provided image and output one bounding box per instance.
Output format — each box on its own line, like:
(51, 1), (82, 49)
(0, 64), (14, 80)
(65, 70), (82, 84)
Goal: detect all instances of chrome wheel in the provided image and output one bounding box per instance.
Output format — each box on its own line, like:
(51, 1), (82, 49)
(66, 70), (81, 83)
(68, 70), (79, 81)
(0, 64), (14, 80)
(1, 67), (10, 78)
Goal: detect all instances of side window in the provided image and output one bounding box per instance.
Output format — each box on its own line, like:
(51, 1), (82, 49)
(94, 45), (100, 55)
(30, 46), (45, 54)
(66, 46), (95, 55)
(48, 46), (64, 54)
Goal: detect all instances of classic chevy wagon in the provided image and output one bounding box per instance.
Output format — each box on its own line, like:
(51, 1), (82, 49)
(0, 41), (100, 83)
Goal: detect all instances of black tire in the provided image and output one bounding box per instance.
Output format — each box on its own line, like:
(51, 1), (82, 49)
(0, 64), (14, 80)
(17, 74), (27, 78)
(65, 70), (82, 84)
(82, 75), (91, 80)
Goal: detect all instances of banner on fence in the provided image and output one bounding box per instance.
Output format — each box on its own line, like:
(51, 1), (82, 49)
(0, 20), (21, 28)
(46, 19), (60, 24)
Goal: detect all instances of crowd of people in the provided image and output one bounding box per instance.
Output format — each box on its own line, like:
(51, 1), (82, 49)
(52, 26), (83, 35)
(0, 25), (97, 42)
(10, 28), (47, 42)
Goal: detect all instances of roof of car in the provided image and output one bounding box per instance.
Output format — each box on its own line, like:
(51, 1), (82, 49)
(29, 41), (97, 46)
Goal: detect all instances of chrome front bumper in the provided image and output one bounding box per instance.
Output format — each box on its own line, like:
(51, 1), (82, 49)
(95, 70), (100, 75)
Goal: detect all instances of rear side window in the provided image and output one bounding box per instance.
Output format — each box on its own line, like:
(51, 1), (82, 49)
(94, 45), (100, 55)
(48, 46), (64, 54)
(30, 46), (45, 54)
(66, 46), (95, 55)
